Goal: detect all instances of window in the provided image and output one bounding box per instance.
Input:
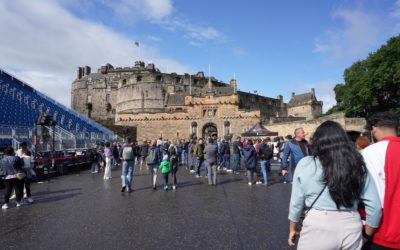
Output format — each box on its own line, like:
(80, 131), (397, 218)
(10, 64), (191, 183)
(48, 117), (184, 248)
(87, 95), (92, 103)
(107, 84), (111, 91)
(106, 94), (111, 103)
(122, 79), (127, 86)
(87, 85), (93, 94)
(191, 122), (197, 136)
(137, 76), (142, 82)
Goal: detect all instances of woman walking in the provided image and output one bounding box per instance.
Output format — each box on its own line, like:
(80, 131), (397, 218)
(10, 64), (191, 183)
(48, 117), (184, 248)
(103, 142), (113, 180)
(242, 139), (257, 186)
(287, 121), (381, 249)
(0, 146), (25, 209)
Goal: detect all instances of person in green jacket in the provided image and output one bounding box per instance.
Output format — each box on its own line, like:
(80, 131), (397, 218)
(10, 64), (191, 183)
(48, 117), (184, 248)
(193, 138), (205, 178)
(159, 155), (172, 191)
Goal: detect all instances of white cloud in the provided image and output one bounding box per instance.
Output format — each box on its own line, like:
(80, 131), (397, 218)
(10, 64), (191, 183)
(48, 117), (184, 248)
(95, 0), (225, 45)
(158, 18), (226, 44)
(0, 0), (192, 107)
(313, 9), (381, 61)
(101, 0), (173, 22)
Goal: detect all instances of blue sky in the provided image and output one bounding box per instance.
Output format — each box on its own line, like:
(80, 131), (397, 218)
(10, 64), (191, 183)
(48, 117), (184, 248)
(1, 0), (400, 111)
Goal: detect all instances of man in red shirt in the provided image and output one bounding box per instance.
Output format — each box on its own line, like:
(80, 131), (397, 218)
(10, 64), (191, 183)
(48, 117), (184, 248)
(362, 111), (400, 249)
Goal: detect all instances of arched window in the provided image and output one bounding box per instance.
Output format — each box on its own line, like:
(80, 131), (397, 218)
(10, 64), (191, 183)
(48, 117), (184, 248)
(224, 121), (230, 137)
(191, 121), (197, 137)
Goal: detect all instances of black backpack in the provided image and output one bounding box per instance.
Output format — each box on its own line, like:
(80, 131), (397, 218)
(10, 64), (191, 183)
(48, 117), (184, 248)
(259, 143), (273, 160)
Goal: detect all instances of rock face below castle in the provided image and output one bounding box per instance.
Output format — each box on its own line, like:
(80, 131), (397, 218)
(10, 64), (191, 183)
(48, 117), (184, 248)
(71, 61), (322, 140)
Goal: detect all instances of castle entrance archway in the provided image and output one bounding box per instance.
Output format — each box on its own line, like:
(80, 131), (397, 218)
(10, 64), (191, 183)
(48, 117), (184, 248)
(202, 123), (217, 139)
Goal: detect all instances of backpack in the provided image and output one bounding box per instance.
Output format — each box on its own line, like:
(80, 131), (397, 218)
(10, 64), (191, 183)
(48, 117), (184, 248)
(169, 145), (177, 156)
(146, 148), (157, 165)
(122, 145), (134, 160)
(259, 143), (273, 160)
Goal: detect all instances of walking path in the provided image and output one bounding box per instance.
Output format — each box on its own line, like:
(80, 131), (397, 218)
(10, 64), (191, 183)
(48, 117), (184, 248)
(0, 164), (292, 249)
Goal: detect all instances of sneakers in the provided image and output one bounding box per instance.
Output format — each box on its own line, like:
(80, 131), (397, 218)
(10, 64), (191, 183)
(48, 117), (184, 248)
(10, 194), (16, 200)
(248, 182), (253, 186)
(190, 170), (195, 173)
(164, 185), (169, 191)
(227, 169), (233, 173)
(153, 186), (157, 191)
(2, 203), (9, 210)
(121, 186), (126, 192)
(26, 197), (34, 204)
(16, 202), (23, 207)
(256, 181), (262, 185)
(195, 175), (200, 178)
(172, 185), (176, 190)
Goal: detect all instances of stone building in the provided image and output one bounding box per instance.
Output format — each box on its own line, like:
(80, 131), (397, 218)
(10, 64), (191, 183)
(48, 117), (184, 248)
(287, 89), (323, 120)
(71, 61), (322, 140)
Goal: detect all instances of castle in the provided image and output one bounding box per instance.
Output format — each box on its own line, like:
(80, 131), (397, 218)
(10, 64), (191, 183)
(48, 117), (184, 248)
(71, 61), (323, 140)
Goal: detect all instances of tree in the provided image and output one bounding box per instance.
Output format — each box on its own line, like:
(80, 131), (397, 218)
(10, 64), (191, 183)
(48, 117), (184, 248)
(330, 35), (400, 117)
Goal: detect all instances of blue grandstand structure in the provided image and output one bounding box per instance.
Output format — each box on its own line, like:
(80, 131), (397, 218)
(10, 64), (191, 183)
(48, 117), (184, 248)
(0, 68), (115, 151)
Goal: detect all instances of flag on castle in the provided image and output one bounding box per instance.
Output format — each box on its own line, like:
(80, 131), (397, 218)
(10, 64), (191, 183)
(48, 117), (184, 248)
(134, 41), (140, 47)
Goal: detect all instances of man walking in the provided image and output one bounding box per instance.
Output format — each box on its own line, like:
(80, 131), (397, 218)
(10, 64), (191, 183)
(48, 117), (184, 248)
(194, 138), (205, 178)
(232, 136), (243, 174)
(281, 128), (309, 184)
(205, 137), (218, 185)
(120, 137), (136, 192)
(362, 111), (400, 249)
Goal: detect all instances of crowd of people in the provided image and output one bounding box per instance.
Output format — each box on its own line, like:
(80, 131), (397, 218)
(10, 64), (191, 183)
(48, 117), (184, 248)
(1, 111), (399, 249)
(89, 133), (292, 191)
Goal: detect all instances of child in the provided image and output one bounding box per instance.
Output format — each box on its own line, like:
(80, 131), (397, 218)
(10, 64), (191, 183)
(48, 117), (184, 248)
(159, 155), (172, 191)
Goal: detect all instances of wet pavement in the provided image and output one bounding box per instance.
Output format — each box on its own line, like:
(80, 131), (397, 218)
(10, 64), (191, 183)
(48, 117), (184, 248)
(0, 164), (292, 250)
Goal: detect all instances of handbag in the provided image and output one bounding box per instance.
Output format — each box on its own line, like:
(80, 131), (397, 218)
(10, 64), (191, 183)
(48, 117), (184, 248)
(16, 172), (26, 180)
(298, 183), (327, 231)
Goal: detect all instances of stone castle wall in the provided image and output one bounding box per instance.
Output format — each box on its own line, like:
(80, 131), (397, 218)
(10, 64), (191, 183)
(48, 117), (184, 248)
(116, 95), (261, 140)
(71, 62), (326, 140)
(266, 112), (366, 139)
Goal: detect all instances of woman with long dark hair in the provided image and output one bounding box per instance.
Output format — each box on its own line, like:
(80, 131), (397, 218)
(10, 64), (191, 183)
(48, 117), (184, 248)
(288, 121), (381, 249)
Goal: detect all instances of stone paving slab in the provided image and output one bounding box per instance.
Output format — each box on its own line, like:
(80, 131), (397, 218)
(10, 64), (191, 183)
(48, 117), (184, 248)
(0, 164), (292, 250)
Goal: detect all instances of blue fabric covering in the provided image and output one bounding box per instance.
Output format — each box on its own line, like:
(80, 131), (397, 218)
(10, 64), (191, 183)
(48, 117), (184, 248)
(0, 69), (113, 137)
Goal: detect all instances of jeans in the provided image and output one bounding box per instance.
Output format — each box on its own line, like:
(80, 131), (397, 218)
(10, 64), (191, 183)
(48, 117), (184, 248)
(223, 154), (231, 169)
(217, 153), (223, 166)
(233, 154), (241, 173)
(181, 150), (187, 165)
(260, 160), (268, 184)
(207, 162), (217, 185)
(91, 162), (99, 173)
(246, 168), (256, 183)
(195, 158), (204, 176)
(163, 173), (169, 188)
(121, 160), (134, 189)
(148, 164), (158, 187)
(24, 178), (32, 197)
(283, 163), (294, 183)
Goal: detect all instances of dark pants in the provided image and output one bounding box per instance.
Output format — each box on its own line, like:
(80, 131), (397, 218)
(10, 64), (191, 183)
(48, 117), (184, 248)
(163, 173), (169, 187)
(4, 178), (24, 203)
(171, 163), (178, 186)
(24, 178), (31, 197)
(362, 241), (398, 250)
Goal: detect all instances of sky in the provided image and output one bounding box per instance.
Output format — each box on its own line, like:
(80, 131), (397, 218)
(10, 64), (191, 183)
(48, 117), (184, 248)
(1, 0), (400, 112)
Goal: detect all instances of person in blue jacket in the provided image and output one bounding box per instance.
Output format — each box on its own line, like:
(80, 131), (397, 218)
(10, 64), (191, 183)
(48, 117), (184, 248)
(281, 128), (309, 184)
